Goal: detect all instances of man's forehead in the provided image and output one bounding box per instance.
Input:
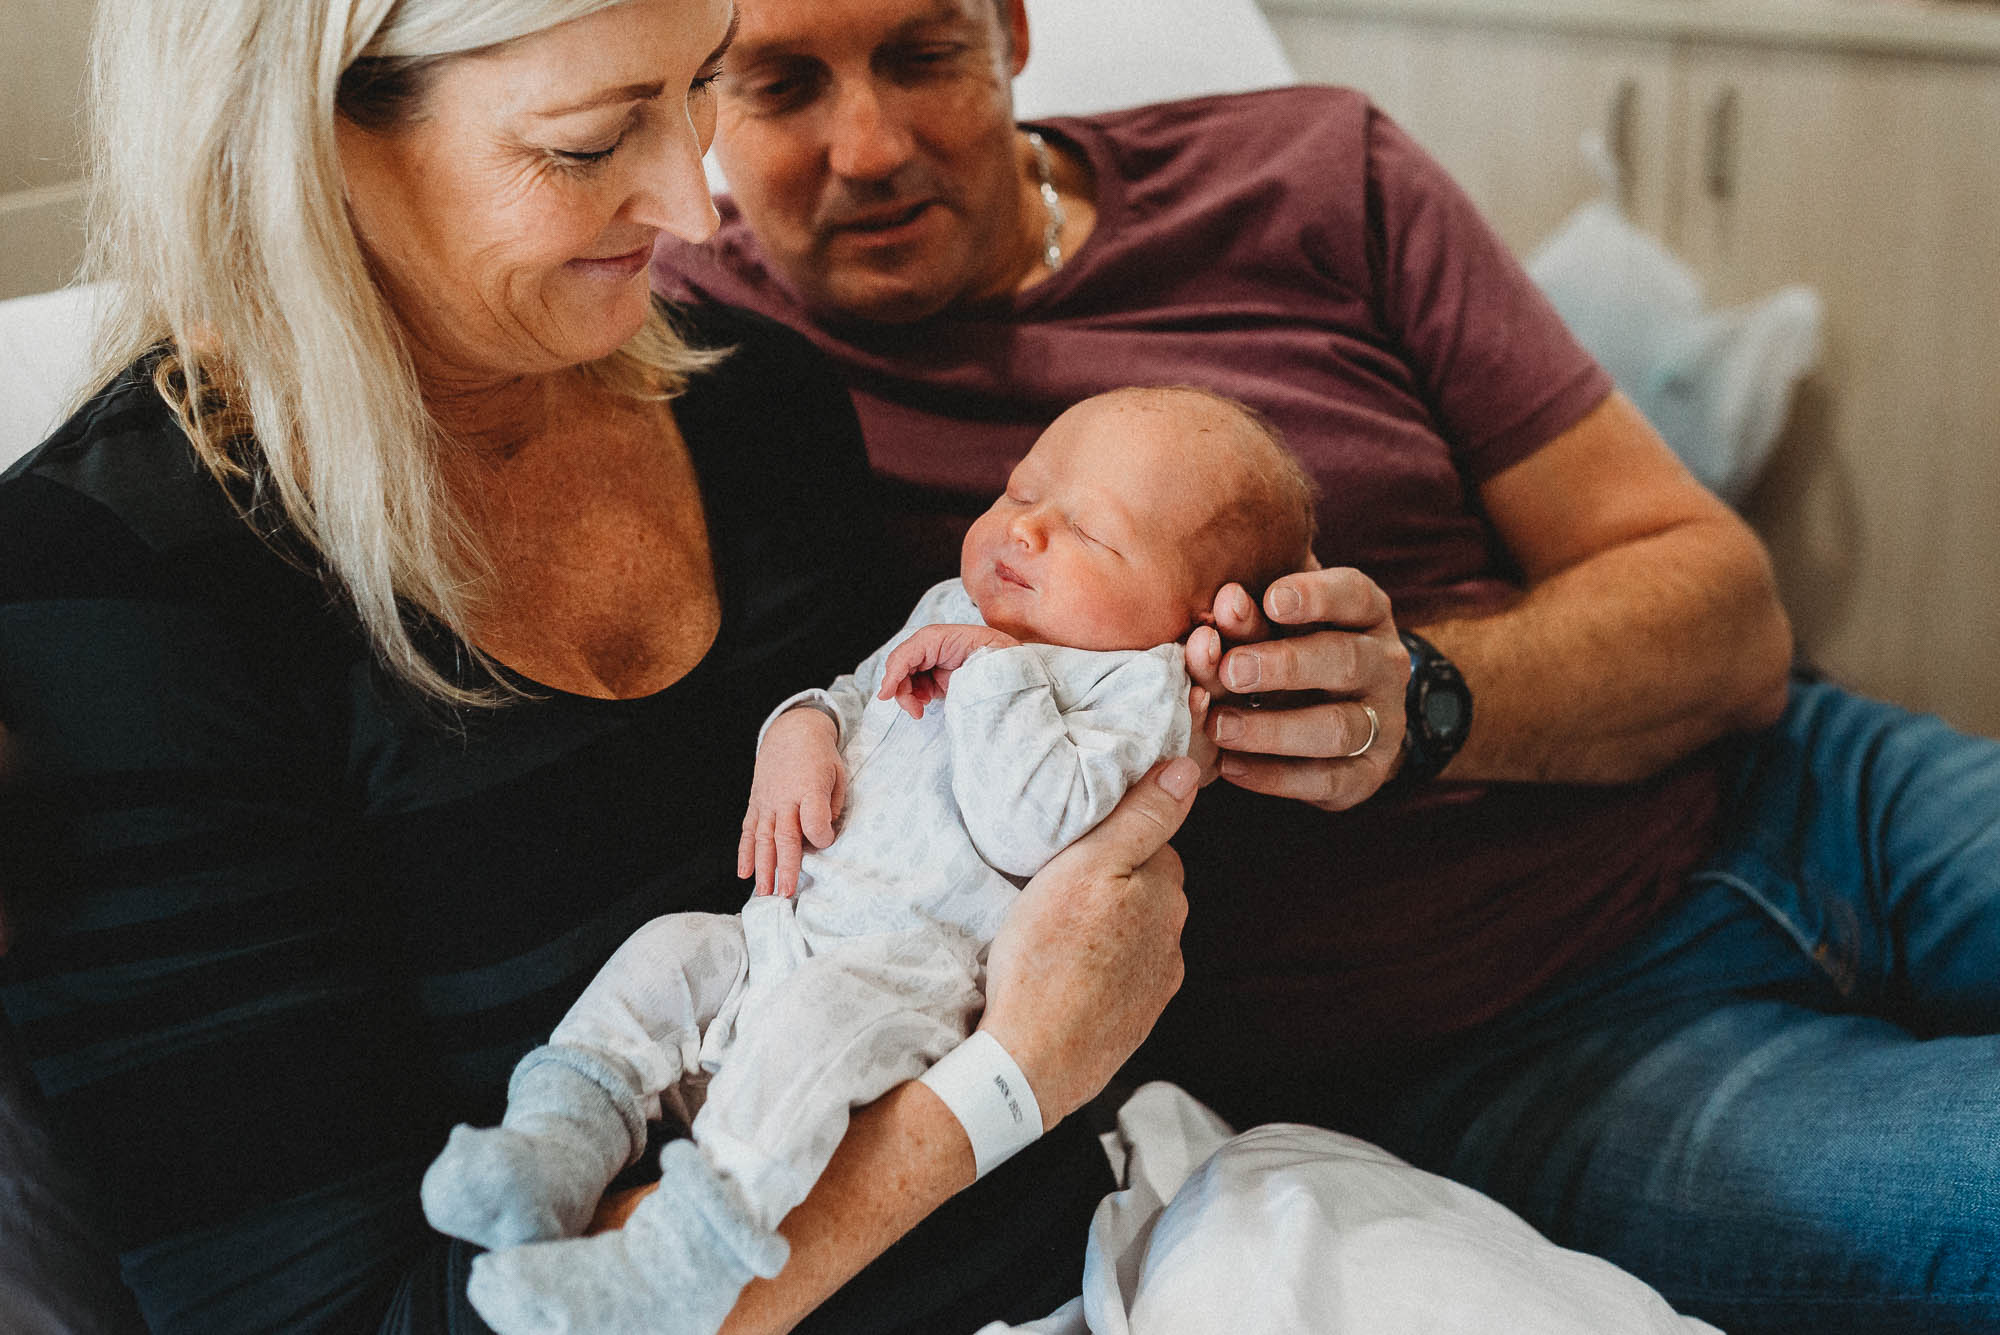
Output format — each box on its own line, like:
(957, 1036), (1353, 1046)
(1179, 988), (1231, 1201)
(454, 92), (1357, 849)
(731, 0), (1000, 53)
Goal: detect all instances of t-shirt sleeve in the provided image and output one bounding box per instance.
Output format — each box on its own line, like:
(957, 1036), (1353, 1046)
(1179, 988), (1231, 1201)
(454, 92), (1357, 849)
(0, 471), (466, 1333)
(1362, 105), (1615, 482)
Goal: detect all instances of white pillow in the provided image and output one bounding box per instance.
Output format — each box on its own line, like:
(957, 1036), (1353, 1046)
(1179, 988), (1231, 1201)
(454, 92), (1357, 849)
(0, 282), (109, 473)
(1528, 201), (1822, 507)
(1011, 0), (1297, 118)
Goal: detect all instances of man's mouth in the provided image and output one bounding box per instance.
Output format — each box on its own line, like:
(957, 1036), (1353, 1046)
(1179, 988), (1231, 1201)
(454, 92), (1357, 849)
(826, 200), (934, 236)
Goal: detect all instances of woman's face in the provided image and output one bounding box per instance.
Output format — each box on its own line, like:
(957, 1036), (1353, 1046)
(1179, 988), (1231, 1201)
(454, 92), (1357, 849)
(338, 0), (736, 384)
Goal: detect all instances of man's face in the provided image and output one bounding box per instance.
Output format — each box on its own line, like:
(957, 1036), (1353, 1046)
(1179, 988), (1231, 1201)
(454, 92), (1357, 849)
(713, 0), (1033, 323)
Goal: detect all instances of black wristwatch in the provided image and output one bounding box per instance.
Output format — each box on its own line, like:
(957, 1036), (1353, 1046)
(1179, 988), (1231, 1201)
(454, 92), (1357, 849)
(1398, 629), (1472, 785)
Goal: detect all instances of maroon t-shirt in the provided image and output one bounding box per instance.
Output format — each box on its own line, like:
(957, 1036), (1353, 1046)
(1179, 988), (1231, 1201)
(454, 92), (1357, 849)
(657, 87), (1724, 1080)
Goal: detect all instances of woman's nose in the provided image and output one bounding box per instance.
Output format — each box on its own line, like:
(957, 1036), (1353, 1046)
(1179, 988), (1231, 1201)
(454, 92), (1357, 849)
(634, 109), (721, 244)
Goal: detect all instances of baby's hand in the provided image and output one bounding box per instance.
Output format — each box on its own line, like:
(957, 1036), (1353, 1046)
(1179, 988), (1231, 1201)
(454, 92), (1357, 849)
(878, 624), (1022, 719)
(740, 706), (846, 897)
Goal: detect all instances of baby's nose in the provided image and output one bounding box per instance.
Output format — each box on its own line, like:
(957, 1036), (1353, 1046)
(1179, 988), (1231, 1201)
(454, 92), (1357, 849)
(1009, 510), (1049, 550)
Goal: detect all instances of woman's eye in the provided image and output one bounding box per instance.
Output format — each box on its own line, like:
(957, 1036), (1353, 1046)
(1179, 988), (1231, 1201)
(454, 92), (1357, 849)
(552, 136), (624, 167)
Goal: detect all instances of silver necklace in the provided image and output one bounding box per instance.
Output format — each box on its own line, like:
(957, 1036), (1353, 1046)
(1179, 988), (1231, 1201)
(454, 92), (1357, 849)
(1026, 130), (1066, 273)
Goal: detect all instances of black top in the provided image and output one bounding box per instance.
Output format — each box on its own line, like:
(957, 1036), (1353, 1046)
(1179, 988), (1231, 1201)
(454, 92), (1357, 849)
(0, 304), (1107, 1334)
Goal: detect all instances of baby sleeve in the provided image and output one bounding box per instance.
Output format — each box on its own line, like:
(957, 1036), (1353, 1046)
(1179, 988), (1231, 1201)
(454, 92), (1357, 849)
(755, 578), (978, 752)
(942, 642), (1191, 879)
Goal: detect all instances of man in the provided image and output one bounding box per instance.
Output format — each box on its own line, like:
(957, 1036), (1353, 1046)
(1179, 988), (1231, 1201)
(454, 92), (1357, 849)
(654, 2), (2000, 1330)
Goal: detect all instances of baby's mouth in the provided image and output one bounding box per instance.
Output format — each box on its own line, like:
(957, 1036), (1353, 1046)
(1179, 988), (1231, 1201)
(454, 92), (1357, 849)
(994, 561), (1033, 590)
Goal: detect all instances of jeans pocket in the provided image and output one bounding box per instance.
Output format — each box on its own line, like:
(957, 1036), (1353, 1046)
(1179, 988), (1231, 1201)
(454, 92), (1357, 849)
(1687, 850), (1860, 999)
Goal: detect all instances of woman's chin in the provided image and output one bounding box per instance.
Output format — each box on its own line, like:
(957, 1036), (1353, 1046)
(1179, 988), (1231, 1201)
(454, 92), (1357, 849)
(559, 296), (653, 367)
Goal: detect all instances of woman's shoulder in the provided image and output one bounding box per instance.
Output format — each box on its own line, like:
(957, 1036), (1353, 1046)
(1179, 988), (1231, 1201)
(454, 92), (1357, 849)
(1, 365), (246, 575)
(0, 365), (321, 624)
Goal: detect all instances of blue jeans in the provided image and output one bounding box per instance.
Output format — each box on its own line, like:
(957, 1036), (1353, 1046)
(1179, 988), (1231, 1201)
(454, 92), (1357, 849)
(1368, 681), (2000, 1334)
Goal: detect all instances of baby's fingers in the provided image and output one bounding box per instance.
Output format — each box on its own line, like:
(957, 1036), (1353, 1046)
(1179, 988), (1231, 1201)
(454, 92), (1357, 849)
(752, 810), (777, 896)
(773, 808), (806, 898)
(737, 807), (759, 881)
(800, 785), (837, 850)
(878, 637), (928, 701)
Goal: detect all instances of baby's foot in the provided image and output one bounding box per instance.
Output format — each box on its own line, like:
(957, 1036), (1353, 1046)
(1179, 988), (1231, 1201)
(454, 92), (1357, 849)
(466, 1139), (788, 1335)
(422, 1045), (647, 1249)
(421, 1122), (610, 1249)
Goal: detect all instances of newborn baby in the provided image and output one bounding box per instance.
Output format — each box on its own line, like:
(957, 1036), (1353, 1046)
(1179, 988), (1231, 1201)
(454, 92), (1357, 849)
(424, 386), (1317, 1335)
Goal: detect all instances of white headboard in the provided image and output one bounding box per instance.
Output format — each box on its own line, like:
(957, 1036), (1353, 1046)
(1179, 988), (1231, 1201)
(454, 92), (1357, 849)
(1011, 0), (1296, 118)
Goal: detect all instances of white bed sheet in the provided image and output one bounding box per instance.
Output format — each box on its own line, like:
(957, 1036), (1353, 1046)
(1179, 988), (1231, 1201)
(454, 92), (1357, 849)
(989, 1083), (1725, 1335)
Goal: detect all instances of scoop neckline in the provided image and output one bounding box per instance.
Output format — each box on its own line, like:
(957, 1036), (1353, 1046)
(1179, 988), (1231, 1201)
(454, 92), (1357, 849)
(472, 395), (734, 711)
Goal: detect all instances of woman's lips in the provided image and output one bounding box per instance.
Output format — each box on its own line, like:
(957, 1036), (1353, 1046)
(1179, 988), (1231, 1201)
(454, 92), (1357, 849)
(567, 244), (653, 280)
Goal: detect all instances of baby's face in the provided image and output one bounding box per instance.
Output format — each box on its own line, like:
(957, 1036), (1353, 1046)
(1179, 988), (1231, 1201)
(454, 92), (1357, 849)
(961, 394), (1226, 650)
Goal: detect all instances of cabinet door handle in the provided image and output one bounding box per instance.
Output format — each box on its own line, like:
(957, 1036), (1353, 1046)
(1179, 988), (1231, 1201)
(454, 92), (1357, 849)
(1608, 77), (1639, 204)
(1705, 86), (1740, 202)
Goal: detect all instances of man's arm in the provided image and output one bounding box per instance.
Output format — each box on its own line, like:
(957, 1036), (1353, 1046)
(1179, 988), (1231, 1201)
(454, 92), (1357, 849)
(1423, 391), (1792, 783)
(1191, 393), (1793, 800)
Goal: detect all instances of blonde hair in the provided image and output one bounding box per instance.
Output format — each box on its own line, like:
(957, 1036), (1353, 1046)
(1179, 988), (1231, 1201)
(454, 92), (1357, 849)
(81, 0), (719, 706)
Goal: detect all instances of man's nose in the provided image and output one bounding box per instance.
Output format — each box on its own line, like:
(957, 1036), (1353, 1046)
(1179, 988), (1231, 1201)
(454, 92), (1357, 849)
(826, 80), (916, 182)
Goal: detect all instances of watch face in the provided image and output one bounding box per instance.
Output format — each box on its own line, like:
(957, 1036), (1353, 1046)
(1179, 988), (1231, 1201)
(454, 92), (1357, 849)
(1423, 689), (1465, 738)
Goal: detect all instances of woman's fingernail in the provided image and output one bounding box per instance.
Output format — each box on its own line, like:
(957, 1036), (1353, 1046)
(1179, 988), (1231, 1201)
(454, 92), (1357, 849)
(1160, 756), (1200, 799)
(1224, 653), (1260, 690)
(1269, 585), (1301, 618)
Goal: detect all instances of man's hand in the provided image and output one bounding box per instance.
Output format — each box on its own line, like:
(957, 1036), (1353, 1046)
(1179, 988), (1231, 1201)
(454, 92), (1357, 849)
(878, 624), (1022, 719)
(1184, 568), (1408, 812)
(739, 707), (846, 898)
(977, 755), (1199, 1128)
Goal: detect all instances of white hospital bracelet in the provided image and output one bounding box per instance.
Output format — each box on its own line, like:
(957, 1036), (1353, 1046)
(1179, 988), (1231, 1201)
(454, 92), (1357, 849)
(918, 1030), (1045, 1179)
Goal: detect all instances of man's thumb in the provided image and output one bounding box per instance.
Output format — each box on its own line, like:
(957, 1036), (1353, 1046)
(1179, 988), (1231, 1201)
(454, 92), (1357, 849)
(1058, 757), (1199, 875)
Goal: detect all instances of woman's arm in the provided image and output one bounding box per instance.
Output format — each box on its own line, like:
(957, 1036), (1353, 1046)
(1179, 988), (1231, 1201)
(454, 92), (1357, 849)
(598, 756), (1201, 1334)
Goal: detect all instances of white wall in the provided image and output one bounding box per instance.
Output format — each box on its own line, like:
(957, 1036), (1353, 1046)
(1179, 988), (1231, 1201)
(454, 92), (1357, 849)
(0, 0), (95, 299)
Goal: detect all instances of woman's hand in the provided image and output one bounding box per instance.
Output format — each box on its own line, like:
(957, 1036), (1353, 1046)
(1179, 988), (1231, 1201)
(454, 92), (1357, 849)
(1184, 568), (1408, 812)
(976, 755), (1200, 1128)
(739, 707), (846, 898)
(878, 623), (1022, 719)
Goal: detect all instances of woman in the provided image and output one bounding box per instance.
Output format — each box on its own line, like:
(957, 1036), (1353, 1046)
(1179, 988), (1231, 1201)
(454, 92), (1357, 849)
(0, 1), (1195, 1331)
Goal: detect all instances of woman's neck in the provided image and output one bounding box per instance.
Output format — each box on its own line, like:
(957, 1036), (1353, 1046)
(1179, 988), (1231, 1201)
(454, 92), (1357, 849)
(421, 366), (567, 461)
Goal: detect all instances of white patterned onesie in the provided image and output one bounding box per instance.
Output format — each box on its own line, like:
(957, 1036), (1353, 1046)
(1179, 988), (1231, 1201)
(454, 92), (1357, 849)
(543, 578), (1192, 1233)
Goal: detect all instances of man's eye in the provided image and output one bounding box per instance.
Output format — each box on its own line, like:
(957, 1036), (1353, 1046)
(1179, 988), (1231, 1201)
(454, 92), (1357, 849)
(730, 65), (822, 112)
(886, 43), (968, 81)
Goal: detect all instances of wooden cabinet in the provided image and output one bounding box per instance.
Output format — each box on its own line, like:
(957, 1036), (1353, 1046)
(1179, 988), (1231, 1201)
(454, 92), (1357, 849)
(1262, 13), (1680, 249)
(1262, 0), (2000, 737)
